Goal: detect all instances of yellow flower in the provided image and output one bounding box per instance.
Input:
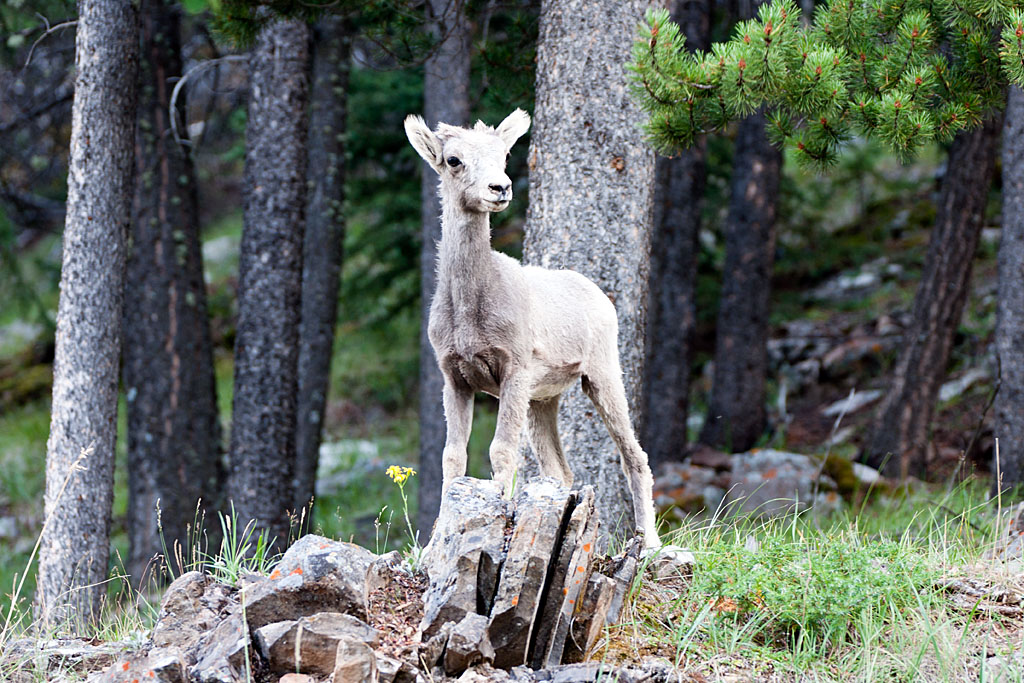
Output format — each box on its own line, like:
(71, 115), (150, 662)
(386, 465), (416, 486)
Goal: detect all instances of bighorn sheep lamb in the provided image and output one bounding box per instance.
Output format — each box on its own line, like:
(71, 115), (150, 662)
(405, 109), (662, 548)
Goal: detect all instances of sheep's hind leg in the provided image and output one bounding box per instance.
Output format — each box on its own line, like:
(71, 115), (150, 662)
(441, 377), (474, 493)
(580, 368), (662, 548)
(490, 371), (531, 496)
(526, 396), (573, 486)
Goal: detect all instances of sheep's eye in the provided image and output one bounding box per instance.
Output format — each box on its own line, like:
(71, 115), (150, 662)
(446, 156), (462, 167)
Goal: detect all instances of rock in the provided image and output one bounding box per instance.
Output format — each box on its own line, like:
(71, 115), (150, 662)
(788, 358), (821, 391)
(242, 534), (376, 630)
(95, 650), (186, 683)
(653, 462), (723, 517)
(528, 662), (608, 682)
(821, 389), (883, 417)
(808, 264), (883, 302)
(418, 622), (453, 670)
(603, 537), (642, 626)
(0, 516), (17, 539)
(644, 545), (696, 580)
(444, 613), (496, 674)
(726, 450), (840, 518)
(851, 462), (881, 486)
(460, 663), (512, 681)
(982, 651), (1024, 682)
(146, 648), (189, 683)
(152, 571), (237, 666)
(821, 337), (899, 379)
(255, 612), (381, 675)
(7, 638), (125, 678)
(488, 478), (575, 669)
(332, 639), (377, 682)
(279, 675), (316, 683)
(939, 367), (988, 402)
(376, 653), (419, 683)
(419, 477), (512, 639)
(827, 426), (856, 446)
(530, 488), (599, 669)
(561, 574), (614, 664)
(191, 613), (249, 683)
(688, 444), (732, 471)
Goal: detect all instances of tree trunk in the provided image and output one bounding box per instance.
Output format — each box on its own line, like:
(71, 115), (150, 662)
(641, 0), (711, 467)
(865, 115), (1002, 479)
(698, 107), (782, 452)
(35, 0), (138, 627)
(524, 0), (656, 545)
(294, 15), (352, 513)
(123, 0), (221, 588)
(226, 18), (311, 549)
(993, 88), (1024, 489)
(416, 0), (471, 537)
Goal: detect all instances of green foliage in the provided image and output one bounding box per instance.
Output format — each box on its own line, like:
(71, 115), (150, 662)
(628, 482), (998, 677)
(0, 0), (73, 64)
(629, 0), (1024, 168)
(207, 505), (277, 585)
(694, 530), (936, 649)
(205, 0), (433, 55)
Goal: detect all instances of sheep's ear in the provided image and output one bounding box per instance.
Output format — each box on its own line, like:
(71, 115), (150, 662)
(404, 114), (443, 172)
(496, 108), (531, 148)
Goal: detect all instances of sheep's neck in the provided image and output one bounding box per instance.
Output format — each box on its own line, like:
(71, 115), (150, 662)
(438, 202), (493, 323)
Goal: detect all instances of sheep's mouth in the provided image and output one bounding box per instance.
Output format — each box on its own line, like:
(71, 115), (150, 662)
(488, 198), (511, 210)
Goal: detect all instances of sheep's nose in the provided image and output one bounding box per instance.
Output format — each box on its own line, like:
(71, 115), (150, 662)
(489, 183), (511, 196)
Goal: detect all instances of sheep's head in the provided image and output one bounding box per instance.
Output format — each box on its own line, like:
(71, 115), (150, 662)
(404, 109), (530, 213)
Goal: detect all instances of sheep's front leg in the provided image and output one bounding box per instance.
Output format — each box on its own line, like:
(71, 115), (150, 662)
(441, 378), (474, 493)
(490, 370), (530, 496)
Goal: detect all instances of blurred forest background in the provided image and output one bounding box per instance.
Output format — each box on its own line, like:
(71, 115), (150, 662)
(1, 0), (1022, 635)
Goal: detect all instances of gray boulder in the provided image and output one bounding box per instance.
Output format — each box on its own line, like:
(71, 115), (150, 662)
(254, 612), (381, 675)
(151, 571), (237, 666)
(444, 613), (496, 674)
(190, 613), (249, 683)
(418, 477), (512, 639)
(242, 534), (376, 630)
(332, 639), (378, 682)
(727, 449), (841, 518)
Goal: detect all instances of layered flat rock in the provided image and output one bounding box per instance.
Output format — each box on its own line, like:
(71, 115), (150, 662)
(561, 574), (614, 664)
(444, 613), (496, 674)
(190, 613), (249, 683)
(332, 639), (378, 682)
(488, 478), (574, 669)
(242, 534), (376, 630)
(419, 477), (512, 639)
(254, 612), (382, 675)
(529, 487), (598, 669)
(151, 571), (237, 666)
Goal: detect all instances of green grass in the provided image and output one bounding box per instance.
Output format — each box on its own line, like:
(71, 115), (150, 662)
(603, 482), (1022, 682)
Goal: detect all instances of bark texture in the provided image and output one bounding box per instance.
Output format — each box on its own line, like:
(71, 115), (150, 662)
(227, 19), (311, 548)
(698, 108), (782, 452)
(994, 87), (1024, 489)
(641, 0), (711, 467)
(416, 0), (471, 536)
(865, 115), (1002, 479)
(123, 0), (221, 587)
(524, 0), (657, 544)
(36, 0), (138, 627)
(294, 16), (352, 512)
